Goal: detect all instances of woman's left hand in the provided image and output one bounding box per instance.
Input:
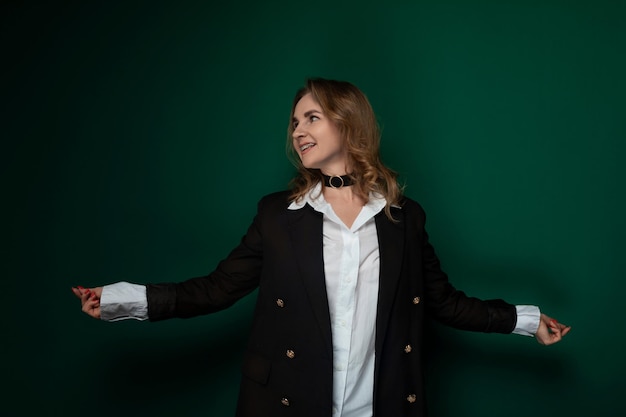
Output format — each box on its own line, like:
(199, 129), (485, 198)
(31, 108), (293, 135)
(535, 313), (571, 345)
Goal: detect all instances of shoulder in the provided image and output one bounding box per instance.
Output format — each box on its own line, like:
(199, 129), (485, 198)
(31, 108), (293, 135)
(243, 191), (293, 231)
(389, 195), (429, 232)
(398, 195), (426, 219)
(257, 190), (293, 212)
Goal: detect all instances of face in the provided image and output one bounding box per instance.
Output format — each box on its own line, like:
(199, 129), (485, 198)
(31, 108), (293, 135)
(291, 93), (348, 175)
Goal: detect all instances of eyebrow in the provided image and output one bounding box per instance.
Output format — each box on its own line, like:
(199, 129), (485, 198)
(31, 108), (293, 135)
(292, 109), (322, 123)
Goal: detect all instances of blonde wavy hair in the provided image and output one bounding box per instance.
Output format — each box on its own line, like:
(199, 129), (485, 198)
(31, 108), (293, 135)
(287, 78), (403, 220)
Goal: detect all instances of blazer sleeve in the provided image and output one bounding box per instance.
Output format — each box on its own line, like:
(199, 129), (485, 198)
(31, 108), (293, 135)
(409, 200), (517, 333)
(145, 195), (273, 321)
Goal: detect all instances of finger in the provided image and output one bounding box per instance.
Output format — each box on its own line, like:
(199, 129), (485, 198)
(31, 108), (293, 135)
(81, 302), (91, 314)
(82, 298), (100, 318)
(549, 320), (561, 336)
(73, 286), (90, 297)
(83, 289), (93, 302)
(82, 295), (96, 309)
(561, 326), (572, 337)
(75, 287), (92, 308)
(88, 292), (101, 307)
(71, 287), (83, 298)
(550, 318), (568, 333)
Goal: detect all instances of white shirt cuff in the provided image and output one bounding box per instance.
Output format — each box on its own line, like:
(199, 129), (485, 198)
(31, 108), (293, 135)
(512, 305), (540, 336)
(100, 281), (149, 322)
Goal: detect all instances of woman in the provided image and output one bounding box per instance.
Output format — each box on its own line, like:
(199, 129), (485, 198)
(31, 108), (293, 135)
(73, 78), (570, 417)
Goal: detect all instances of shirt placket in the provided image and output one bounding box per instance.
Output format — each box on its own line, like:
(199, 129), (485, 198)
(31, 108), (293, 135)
(332, 226), (360, 416)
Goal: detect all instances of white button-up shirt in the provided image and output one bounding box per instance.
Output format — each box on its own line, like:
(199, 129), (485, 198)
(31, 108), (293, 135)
(288, 183), (386, 417)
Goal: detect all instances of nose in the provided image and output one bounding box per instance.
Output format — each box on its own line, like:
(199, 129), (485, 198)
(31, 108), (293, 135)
(292, 123), (306, 140)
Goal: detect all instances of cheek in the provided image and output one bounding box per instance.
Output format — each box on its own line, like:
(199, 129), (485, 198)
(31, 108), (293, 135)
(292, 140), (303, 159)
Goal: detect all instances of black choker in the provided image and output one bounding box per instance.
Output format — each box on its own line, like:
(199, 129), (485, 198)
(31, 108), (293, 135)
(322, 174), (354, 188)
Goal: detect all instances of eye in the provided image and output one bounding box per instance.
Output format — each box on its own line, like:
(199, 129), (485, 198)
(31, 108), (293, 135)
(309, 115), (319, 122)
(292, 120), (299, 129)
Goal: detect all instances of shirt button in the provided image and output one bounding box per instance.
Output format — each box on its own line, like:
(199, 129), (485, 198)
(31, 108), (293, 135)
(281, 397), (290, 406)
(286, 349), (295, 359)
(413, 296), (421, 304)
(404, 344), (412, 353)
(407, 394), (417, 403)
(276, 298), (285, 308)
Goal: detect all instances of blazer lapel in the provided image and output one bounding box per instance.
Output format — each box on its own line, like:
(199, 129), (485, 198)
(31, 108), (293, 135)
(287, 205), (333, 355)
(374, 207), (405, 354)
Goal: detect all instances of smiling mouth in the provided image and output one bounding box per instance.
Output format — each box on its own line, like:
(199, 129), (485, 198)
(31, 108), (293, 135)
(300, 143), (315, 153)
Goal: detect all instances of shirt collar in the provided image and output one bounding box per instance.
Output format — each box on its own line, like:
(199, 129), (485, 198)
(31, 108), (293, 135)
(288, 182), (390, 218)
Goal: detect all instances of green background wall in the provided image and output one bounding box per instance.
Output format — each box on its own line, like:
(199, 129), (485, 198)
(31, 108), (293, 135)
(3, 1), (624, 416)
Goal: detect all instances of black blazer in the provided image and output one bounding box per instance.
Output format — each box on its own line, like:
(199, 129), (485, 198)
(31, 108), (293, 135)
(146, 191), (517, 417)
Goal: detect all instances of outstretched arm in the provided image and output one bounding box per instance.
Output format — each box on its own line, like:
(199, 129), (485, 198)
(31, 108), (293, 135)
(71, 286), (102, 319)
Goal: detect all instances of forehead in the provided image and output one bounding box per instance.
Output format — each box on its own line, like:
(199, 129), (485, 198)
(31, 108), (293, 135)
(293, 93), (322, 116)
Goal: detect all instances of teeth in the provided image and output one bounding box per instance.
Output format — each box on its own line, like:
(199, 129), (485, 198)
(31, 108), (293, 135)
(300, 143), (314, 152)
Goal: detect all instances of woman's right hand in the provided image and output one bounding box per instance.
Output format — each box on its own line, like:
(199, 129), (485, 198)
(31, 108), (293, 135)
(71, 286), (103, 319)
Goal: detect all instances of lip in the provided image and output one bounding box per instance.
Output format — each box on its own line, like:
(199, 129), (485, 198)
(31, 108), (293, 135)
(299, 143), (316, 155)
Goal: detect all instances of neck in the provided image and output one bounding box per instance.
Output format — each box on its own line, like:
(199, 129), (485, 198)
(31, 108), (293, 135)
(322, 179), (366, 210)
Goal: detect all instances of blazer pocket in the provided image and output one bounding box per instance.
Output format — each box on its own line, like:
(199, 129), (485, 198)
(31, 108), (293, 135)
(241, 350), (271, 385)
